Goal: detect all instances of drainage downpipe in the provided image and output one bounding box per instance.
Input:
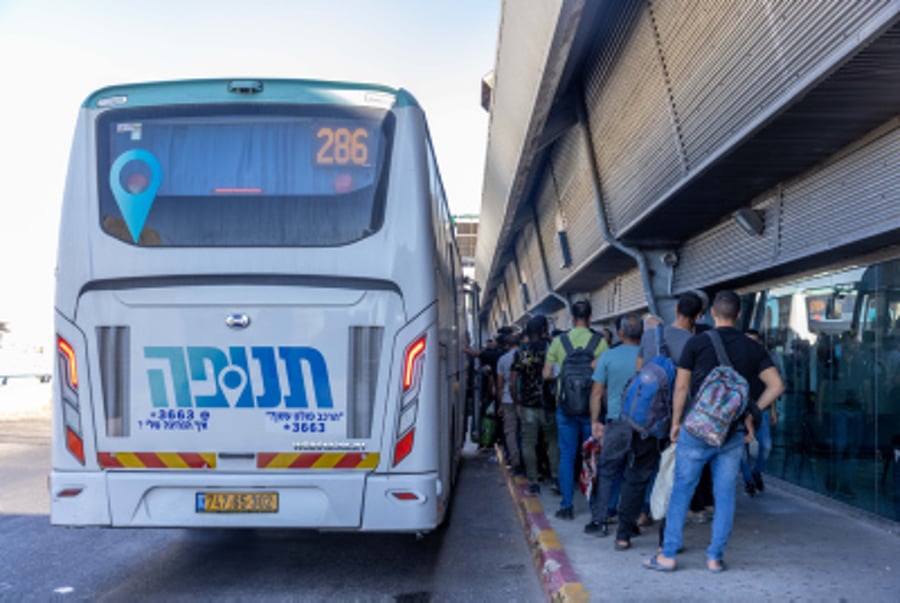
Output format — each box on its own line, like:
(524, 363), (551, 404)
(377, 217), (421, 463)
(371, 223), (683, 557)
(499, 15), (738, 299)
(575, 95), (660, 318)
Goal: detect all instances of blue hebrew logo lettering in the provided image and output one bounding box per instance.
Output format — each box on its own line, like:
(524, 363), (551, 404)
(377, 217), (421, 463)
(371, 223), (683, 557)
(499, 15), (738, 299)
(144, 346), (334, 409)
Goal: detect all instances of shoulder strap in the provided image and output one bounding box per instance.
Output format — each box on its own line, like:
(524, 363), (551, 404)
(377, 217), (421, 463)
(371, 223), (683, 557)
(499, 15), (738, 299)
(586, 332), (602, 355)
(705, 329), (732, 367)
(560, 332), (575, 355)
(656, 325), (670, 358)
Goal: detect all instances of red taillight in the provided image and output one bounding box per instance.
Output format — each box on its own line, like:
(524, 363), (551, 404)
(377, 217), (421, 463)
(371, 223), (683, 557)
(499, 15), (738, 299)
(403, 336), (426, 392)
(394, 428), (415, 465)
(391, 491), (420, 501)
(57, 488), (83, 498)
(57, 336), (78, 390)
(65, 427), (85, 465)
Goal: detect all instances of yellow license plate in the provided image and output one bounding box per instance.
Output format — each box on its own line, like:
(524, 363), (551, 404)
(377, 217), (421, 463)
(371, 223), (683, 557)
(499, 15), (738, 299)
(196, 492), (279, 513)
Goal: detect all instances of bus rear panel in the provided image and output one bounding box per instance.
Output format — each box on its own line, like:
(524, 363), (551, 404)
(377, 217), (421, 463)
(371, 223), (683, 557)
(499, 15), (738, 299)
(51, 79), (463, 532)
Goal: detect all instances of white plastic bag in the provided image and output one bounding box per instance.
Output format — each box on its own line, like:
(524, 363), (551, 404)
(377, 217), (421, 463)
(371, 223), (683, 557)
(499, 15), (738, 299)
(650, 443), (677, 520)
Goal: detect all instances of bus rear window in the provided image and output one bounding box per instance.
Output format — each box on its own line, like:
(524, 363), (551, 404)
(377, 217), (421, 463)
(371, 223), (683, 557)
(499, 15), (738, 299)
(97, 105), (393, 246)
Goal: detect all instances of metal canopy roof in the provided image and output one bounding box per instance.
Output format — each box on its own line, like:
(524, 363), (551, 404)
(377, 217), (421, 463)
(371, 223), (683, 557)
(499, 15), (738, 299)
(477, 1), (900, 315)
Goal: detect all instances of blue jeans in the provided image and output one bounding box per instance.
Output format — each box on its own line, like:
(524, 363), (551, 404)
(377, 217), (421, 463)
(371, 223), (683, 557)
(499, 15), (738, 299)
(740, 409), (772, 482)
(556, 408), (592, 510)
(662, 429), (744, 561)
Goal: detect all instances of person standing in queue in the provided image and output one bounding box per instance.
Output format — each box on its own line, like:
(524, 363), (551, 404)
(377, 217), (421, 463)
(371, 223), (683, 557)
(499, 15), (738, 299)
(543, 300), (608, 520)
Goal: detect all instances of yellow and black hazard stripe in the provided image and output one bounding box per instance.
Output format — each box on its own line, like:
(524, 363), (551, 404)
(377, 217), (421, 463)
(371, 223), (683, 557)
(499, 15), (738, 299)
(257, 452), (379, 470)
(98, 452), (216, 469)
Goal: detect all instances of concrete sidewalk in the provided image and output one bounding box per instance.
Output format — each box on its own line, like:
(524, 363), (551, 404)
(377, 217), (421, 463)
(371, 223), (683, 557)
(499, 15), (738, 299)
(500, 453), (899, 602)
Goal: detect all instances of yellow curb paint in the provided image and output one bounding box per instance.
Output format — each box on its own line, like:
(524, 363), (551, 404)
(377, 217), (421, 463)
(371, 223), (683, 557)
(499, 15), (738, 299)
(497, 445), (590, 603)
(536, 528), (562, 550)
(552, 583), (590, 603)
(521, 496), (543, 514)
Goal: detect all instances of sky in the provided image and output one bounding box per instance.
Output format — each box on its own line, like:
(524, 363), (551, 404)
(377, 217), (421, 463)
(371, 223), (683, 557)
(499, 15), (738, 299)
(0, 0), (500, 347)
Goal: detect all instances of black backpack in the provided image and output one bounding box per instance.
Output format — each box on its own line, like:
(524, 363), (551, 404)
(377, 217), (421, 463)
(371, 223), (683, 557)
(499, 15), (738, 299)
(515, 341), (548, 408)
(558, 331), (602, 416)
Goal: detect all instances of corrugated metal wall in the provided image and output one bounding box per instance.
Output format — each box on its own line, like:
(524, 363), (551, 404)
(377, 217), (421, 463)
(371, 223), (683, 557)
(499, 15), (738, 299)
(653, 0), (891, 170)
(778, 122), (900, 263)
(479, 0), (898, 334)
(582, 0), (898, 236)
(673, 194), (780, 291)
(515, 222), (546, 307)
(584, 4), (683, 235)
(550, 128), (604, 267)
(674, 120), (900, 292)
(536, 170), (569, 286)
(589, 267), (648, 320)
(504, 259), (524, 319)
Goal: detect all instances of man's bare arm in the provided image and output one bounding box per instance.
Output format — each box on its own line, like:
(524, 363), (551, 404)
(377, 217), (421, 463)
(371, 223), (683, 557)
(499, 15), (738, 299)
(542, 361), (555, 381)
(669, 368), (691, 442)
(590, 381), (606, 440)
(755, 366), (785, 412)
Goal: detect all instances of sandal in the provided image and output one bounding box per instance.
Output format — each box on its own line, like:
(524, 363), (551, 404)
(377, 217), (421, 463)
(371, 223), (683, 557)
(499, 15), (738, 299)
(643, 555), (675, 572)
(614, 539), (630, 551)
(707, 559), (726, 573)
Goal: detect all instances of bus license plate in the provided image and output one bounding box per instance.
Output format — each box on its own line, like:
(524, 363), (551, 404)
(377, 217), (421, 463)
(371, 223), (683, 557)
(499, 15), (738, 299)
(196, 492), (279, 513)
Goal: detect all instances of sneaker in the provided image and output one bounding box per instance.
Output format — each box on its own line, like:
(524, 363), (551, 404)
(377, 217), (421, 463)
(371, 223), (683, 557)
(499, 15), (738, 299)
(528, 482), (541, 494)
(687, 510), (708, 523)
(555, 506), (574, 520)
(744, 481), (757, 497)
(584, 520), (608, 536)
(752, 471), (765, 493)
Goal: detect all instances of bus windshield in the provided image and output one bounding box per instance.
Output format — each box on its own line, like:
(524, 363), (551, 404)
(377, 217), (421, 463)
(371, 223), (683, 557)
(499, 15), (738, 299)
(97, 105), (393, 247)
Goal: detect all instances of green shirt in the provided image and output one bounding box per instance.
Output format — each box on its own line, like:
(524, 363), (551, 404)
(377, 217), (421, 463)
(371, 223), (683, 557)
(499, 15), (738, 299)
(546, 327), (608, 370)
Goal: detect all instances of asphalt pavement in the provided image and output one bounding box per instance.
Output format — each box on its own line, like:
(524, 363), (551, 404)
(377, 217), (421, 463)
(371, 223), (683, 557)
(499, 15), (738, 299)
(499, 448), (900, 602)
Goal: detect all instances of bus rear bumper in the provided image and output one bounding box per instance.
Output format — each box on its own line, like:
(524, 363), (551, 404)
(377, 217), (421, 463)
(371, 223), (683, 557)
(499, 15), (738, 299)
(361, 472), (442, 532)
(49, 470), (442, 531)
(50, 471), (112, 526)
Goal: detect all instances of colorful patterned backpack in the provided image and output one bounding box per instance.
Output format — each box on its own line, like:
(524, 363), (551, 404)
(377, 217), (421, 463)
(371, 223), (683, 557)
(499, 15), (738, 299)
(683, 330), (749, 447)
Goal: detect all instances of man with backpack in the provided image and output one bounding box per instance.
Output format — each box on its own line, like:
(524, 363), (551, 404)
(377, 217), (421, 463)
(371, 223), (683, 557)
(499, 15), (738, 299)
(645, 290), (784, 573)
(512, 315), (559, 494)
(585, 313), (645, 542)
(543, 300), (608, 520)
(636, 292), (704, 541)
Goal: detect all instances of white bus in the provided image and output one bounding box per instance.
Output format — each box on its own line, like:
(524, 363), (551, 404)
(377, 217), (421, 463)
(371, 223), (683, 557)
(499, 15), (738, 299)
(51, 79), (466, 532)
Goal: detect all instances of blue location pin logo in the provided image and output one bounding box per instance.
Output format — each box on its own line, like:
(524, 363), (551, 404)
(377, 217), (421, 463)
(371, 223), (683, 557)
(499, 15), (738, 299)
(109, 149), (162, 243)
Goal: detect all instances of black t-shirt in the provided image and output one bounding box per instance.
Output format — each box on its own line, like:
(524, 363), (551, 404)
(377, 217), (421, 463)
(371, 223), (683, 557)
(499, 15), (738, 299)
(479, 347), (503, 374)
(678, 326), (774, 405)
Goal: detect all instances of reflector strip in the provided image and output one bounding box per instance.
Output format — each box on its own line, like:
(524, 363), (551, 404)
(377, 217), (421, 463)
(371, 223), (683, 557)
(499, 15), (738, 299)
(98, 452), (216, 469)
(394, 429), (415, 466)
(65, 427), (85, 465)
(214, 187), (263, 194)
(257, 452), (380, 470)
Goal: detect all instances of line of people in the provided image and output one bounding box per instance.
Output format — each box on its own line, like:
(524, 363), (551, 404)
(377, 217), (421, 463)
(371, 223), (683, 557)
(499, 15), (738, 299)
(472, 288), (785, 574)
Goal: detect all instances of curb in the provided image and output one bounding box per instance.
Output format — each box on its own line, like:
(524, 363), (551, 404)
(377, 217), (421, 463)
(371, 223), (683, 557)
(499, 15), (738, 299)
(496, 446), (589, 603)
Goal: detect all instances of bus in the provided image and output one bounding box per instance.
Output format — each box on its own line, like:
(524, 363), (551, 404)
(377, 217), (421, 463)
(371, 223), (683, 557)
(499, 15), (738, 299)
(51, 78), (467, 533)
